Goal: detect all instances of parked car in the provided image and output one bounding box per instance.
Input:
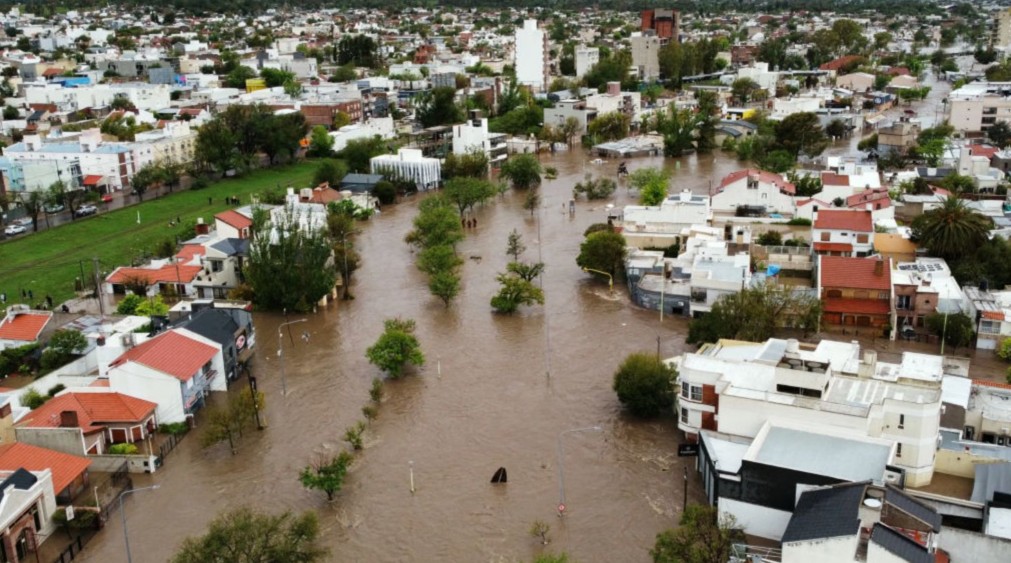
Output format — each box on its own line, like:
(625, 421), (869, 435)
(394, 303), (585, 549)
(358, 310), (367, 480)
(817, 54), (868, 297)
(75, 204), (98, 217)
(44, 203), (65, 213)
(4, 224), (27, 236)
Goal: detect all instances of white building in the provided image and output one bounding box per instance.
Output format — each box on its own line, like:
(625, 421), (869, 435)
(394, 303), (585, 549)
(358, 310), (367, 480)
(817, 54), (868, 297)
(630, 34), (661, 81)
(614, 190), (712, 248)
(451, 112), (508, 164)
(812, 209), (875, 257)
(710, 169), (796, 216)
(737, 61), (779, 93)
(515, 19), (547, 92)
(585, 82), (643, 126)
(948, 82), (1011, 134)
(4, 130), (138, 192)
(328, 117), (396, 153)
(574, 46), (599, 78)
(370, 148), (441, 191)
(674, 337), (944, 488)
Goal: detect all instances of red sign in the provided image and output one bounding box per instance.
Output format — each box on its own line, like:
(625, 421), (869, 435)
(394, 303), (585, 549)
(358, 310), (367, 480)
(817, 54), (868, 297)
(558, 503), (565, 513)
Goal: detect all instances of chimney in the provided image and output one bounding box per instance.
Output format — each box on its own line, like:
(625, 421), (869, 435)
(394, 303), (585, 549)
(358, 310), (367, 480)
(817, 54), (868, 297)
(607, 81), (621, 96)
(874, 259), (883, 276)
(60, 410), (79, 428)
(195, 217), (209, 235)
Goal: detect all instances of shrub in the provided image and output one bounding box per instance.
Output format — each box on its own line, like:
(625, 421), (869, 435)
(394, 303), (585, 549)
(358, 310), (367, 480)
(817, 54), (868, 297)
(21, 388), (47, 410)
(47, 384), (66, 397)
(369, 378), (384, 403)
(116, 294), (145, 315)
(362, 404), (378, 422)
(786, 217), (812, 226)
(373, 180), (397, 205)
(344, 421), (366, 450)
(998, 337), (1011, 361)
(39, 349), (70, 371)
(108, 443), (140, 455)
(613, 353), (677, 417)
(159, 422), (190, 436)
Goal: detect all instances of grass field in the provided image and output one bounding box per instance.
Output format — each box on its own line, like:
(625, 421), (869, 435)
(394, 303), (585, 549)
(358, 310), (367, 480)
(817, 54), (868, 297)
(0, 161), (318, 305)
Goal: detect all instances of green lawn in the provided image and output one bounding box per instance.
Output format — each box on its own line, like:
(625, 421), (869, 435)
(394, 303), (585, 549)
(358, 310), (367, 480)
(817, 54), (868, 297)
(0, 161), (318, 305)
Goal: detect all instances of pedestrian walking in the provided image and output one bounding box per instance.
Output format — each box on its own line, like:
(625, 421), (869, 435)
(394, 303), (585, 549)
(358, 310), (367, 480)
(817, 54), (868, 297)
(208, 197), (213, 205)
(28, 289), (33, 301)
(46, 295), (53, 309)
(0, 292), (6, 304)
(473, 218), (478, 228)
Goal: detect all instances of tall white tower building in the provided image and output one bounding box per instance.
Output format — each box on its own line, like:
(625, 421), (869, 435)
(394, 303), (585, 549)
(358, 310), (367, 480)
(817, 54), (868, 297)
(515, 19), (548, 92)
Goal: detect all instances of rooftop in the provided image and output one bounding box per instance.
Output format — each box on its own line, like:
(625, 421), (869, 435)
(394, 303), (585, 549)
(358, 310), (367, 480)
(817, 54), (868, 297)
(0, 310), (52, 342)
(820, 256), (891, 290)
(109, 329), (217, 381)
(814, 209), (874, 232)
(748, 424), (892, 483)
(781, 482), (864, 543)
(0, 442), (90, 495)
(18, 392), (157, 433)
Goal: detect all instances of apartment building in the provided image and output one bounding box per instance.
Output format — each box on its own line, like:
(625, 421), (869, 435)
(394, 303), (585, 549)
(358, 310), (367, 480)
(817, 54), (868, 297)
(948, 82), (1011, 134)
(515, 20), (548, 92)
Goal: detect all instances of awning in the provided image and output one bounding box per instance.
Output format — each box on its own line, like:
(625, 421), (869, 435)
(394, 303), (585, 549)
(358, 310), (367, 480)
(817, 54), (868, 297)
(82, 175), (104, 186)
(865, 114), (886, 125)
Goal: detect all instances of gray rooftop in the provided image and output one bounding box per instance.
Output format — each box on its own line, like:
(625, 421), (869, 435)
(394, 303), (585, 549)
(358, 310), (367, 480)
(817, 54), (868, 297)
(752, 427), (891, 482)
(781, 482), (864, 543)
(870, 523), (932, 563)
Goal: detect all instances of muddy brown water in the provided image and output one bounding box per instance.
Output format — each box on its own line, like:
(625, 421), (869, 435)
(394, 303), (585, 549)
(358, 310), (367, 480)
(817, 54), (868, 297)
(78, 81), (958, 562)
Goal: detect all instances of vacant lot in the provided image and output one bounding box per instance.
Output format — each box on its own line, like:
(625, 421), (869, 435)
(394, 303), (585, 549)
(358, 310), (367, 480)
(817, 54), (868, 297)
(0, 162), (318, 305)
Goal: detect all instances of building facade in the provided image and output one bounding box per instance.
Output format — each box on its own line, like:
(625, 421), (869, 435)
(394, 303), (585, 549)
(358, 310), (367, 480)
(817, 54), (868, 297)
(515, 20), (548, 92)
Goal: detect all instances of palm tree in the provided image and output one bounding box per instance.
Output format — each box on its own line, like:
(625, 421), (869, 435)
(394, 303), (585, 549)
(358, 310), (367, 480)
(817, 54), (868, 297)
(912, 196), (992, 259)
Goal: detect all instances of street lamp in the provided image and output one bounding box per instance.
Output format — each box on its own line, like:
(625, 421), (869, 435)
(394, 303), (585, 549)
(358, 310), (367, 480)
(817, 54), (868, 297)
(277, 318), (309, 395)
(581, 267), (613, 294)
(119, 484), (160, 563)
(556, 425), (603, 516)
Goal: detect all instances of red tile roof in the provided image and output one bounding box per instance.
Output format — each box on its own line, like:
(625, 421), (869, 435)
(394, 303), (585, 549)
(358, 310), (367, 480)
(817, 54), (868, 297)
(815, 210), (873, 232)
(819, 55), (864, 72)
(813, 242), (854, 252)
(821, 256), (892, 290)
(82, 175), (104, 186)
(974, 379), (1011, 391)
(0, 311), (52, 343)
(42, 67), (63, 77)
(106, 264), (203, 285)
(175, 244), (204, 262)
(716, 169), (796, 195)
(981, 310), (1006, 321)
(887, 66), (910, 76)
(0, 442), (91, 494)
(970, 145), (999, 159)
(110, 330), (217, 381)
(822, 298), (892, 315)
(215, 210), (252, 230)
(18, 392), (157, 434)
(820, 172), (850, 186)
(846, 189), (891, 209)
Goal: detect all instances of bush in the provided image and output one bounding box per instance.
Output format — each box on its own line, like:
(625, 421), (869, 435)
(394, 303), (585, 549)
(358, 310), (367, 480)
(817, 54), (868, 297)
(756, 231), (783, 246)
(344, 421), (366, 450)
(39, 349), (70, 371)
(21, 388), (48, 410)
(108, 443), (140, 455)
(584, 223), (612, 237)
(786, 217), (812, 226)
(159, 422), (190, 436)
(53, 507), (98, 531)
(116, 294), (145, 315)
(47, 384), (66, 397)
(369, 378), (384, 402)
(613, 353), (677, 418)
(998, 337), (1011, 361)
(373, 180), (397, 205)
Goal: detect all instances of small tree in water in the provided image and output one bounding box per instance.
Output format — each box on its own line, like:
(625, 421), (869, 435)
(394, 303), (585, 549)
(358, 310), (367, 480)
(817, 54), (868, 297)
(366, 318), (425, 378)
(299, 450), (354, 501)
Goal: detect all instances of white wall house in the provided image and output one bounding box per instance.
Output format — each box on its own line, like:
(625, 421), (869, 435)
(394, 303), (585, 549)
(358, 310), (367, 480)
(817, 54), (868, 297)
(106, 329), (226, 424)
(4, 130), (137, 192)
(813, 209), (875, 257)
(328, 117), (396, 153)
(370, 148), (441, 191)
(574, 46), (599, 78)
(515, 20), (547, 92)
(710, 169), (796, 215)
(452, 113), (508, 163)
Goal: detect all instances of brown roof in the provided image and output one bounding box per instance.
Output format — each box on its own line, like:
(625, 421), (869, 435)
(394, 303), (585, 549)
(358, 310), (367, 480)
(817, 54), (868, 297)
(215, 210), (252, 230)
(823, 298), (892, 315)
(814, 210), (873, 232)
(820, 256), (891, 290)
(0, 442), (91, 495)
(819, 55), (864, 72)
(716, 169), (796, 195)
(19, 392), (157, 434)
(110, 330), (217, 381)
(106, 264), (203, 285)
(813, 242), (853, 252)
(0, 311), (52, 343)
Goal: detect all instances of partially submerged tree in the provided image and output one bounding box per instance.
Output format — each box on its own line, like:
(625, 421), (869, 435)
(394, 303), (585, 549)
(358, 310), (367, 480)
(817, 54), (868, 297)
(201, 390), (266, 455)
(576, 230), (626, 278)
(500, 154), (542, 189)
(613, 353), (676, 418)
(490, 273), (545, 314)
(651, 504), (744, 563)
(171, 507), (328, 563)
(629, 168), (670, 206)
(687, 283), (822, 345)
(366, 318), (425, 378)
(299, 450), (354, 501)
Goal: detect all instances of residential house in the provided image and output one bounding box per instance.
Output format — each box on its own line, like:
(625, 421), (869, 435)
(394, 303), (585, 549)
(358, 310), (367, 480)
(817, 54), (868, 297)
(612, 190), (712, 249)
(818, 256), (894, 330)
(4, 130), (138, 192)
(813, 210), (875, 257)
(0, 467), (59, 563)
(781, 482), (943, 563)
(845, 189), (893, 224)
(0, 442), (90, 504)
(452, 110), (508, 164)
(543, 99), (597, 135)
(585, 82), (643, 126)
(574, 46), (599, 78)
(874, 234), (917, 264)
(104, 259), (202, 298)
(963, 286), (1008, 350)
(878, 118), (920, 155)
(15, 392), (157, 456)
(172, 303), (255, 383)
(106, 328), (225, 424)
(0, 307), (51, 352)
(836, 72), (875, 93)
(710, 169), (796, 216)
(948, 82), (1011, 134)
(892, 258), (965, 333)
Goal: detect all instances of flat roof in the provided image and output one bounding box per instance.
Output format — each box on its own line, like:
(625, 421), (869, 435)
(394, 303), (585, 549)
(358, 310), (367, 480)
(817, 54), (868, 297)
(749, 425), (891, 483)
(700, 430), (752, 474)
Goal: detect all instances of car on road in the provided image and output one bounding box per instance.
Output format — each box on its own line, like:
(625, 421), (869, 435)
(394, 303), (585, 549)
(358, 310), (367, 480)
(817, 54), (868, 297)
(44, 203), (65, 213)
(74, 204), (98, 217)
(4, 224), (27, 236)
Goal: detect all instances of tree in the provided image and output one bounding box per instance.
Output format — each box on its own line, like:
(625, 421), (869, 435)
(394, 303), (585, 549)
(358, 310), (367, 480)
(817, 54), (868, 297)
(313, 159), (348, 187)
(572, 174), (617, 200)
(651, 504), (744, 563)
(171, 508), (328, 563)
(406, 196), (465, 249)
(224, 65), (257, 89)
(201, 390), (265, 455)
(500, 154), (542, 189)
(731, 78), (760, 104)
(826, 119), (848, 140)
(630, 168), (669, 206)
(45, 329), (87, 358)
(417, 245), (463, 276)
(988, 121), (1011, 149)
(911, 196), (992, 260)
(522, 189), (541, 217)
(559, 117), (582, 148)
(490, 273), (545, 314)
(530, 520), (551, 545)
(337, 35), (381, 68)
(612, 353), (676, 418)
(135, 295), (169, 317)
(687, 283), (822, 345)
(925, 313), (975, 352)
(19, 191), (44, 232)
(652, 107), (702, 156)
(586, 112), (630, 143)
(330, 64), (358, 83)
(129, 164), (162, 202)
(576, 230), (626, 277)
(756, 150), (795, 174)
(442, 150), (489, 179)
(194, 118), (240, 174)
(774, 112), (827, 157)
(506, 229), (526, 261)
(299, 450), (354, 501)
(246, 207), (337, 312)
(429, 271), (461, 307)
(756, 231), (783, 246)
(260, 68), (295, 88)
(307, 126), (335, 158)
(443, 177), (496, 216)
(416, 87), (464, 128)
(260, 112), (309, 165)
(2, 105), (18, 119)
(506, 261), (545, 282)
(366, 318), (425, 378)
(338, 136), (388, 173)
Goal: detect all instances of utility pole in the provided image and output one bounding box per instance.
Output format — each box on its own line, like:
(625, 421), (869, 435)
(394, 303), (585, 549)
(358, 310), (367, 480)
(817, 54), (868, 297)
(92, 257), (105, 318)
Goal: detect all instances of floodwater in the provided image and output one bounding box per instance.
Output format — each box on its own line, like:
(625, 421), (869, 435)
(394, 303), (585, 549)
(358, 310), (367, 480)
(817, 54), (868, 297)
(78, 83), (955, 562)
(79, 149), (714, 563)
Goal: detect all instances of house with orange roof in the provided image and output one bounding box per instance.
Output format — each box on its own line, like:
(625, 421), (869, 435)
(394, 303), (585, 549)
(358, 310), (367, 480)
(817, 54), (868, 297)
(817, 256), (894, 332)
(813, 209), (874, 257)
(710, 169), (796, 216)
(0, 306), (52, 351)
(16, 392), (157, 457)
(0, 442), (90, 504)
(106, 328), (225, 423)
(103, 260), (202, 298)
(214, 209), (253, 240)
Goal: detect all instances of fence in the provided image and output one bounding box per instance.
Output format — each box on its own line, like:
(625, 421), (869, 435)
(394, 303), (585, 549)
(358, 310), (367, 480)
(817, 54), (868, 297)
(52, 534), (86, 563)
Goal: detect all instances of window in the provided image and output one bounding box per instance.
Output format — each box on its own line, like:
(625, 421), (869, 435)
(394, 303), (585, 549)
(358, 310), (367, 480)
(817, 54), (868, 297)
(896, 295), (912, 310)
(681, 382), (689, 398)
(820, 232), (831, 242)
(898, 414), (905, 429)
(691, 386), (703, 402)
(680, 408), (688, 424)
(980, 320), (1000, 334)
(681, 383), (703, 402)
(896, 443), (902, 457)
(857, 234), (869, 243)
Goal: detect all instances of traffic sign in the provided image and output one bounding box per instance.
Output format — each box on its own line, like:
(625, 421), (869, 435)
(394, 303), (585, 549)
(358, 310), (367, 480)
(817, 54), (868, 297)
(558, 503), (565, 513)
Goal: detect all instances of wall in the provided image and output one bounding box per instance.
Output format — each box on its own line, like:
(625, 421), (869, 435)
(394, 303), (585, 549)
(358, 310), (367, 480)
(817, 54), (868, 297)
(88, 453), (157, 474)
(782, 535), (858, 563)
(935, 447), (1007, 478)
(14, 427), (86, 457)
(936, 527), (1011, 561)
(719, 498), (793, 541)
(108, 363), (186, 423)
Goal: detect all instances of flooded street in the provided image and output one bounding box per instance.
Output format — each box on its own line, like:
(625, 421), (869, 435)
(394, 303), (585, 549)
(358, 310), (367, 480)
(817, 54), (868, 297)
(78, 81), (961, 562)
(81, 150), (708, 563)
